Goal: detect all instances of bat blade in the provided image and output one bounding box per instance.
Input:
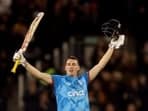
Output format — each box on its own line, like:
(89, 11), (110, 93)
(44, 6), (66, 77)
(11, 12), (44, 73)
(21, 12), (44, 52)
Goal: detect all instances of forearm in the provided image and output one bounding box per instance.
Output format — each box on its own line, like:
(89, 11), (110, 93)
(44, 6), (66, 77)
(23, 61), (53, 84)
(89, 47), (114, 80)
(23, 61), (43, 79)
(97, 47), (114, 70)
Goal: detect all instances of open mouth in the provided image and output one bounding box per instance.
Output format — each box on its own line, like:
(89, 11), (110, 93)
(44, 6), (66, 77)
(69, 69), (73, 73)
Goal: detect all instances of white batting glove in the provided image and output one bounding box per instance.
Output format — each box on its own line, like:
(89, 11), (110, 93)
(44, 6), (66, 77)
(109, 34), (125, 49)
(13, 49), (26, 67)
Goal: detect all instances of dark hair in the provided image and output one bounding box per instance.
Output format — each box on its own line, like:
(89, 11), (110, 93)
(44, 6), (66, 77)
(65, 56), (80, 65)
(67, 56), (79, 60)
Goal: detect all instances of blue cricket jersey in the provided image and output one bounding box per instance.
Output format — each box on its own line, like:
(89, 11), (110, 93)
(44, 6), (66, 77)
(52, 72), (90, 111)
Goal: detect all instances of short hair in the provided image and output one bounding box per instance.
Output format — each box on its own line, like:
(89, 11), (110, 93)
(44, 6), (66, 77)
(67, 56), (78, 60)
(65, 56), (80, 65)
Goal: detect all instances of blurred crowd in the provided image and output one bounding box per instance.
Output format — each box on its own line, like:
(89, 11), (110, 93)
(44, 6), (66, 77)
(0, 0), (147, 111)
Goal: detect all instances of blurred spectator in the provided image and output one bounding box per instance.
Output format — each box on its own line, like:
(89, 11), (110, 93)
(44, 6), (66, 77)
(138, 74), (148, 111)
(38, 89), (50, 111)
(123, 77), (141, 110)
(0, 0), (12, 14)
(23, 79), (39, 111)
(126, 103), (138, 111)
(119, 50), (137, 73)
(139, 41), (148, 74)
(104, 103), (116, 111)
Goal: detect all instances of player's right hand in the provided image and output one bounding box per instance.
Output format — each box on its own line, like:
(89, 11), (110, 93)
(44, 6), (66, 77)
(13, 49), (26, 66)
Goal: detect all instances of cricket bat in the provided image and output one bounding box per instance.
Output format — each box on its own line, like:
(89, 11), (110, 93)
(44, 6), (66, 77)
(11, 12), (44, 73)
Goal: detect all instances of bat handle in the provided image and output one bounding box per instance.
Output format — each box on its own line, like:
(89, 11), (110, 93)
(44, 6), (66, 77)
(11, 60), (20, 73)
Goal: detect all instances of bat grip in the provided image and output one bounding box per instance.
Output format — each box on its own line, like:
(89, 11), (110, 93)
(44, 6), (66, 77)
(11, 60), (20, 73)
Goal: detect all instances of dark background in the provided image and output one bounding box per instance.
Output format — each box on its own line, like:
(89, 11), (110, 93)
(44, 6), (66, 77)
(0, 0), (147, 111)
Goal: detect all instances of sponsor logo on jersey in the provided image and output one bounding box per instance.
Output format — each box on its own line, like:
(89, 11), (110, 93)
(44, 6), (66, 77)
(67, 90), (85, 97)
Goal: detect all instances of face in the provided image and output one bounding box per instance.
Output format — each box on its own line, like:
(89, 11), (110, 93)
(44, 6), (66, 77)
(64, 59), (80, 76)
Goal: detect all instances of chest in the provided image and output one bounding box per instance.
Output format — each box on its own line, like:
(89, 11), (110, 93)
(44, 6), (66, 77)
(55, 77), (88, 97)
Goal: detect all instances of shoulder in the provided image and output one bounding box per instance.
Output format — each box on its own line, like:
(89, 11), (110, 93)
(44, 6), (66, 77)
(79, 72), (89, 77)
(79, 72), (89, 83)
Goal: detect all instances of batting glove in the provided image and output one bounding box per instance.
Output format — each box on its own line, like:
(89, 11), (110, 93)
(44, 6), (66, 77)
(13, 49), (26, 67)
(109, 34), (125, 49)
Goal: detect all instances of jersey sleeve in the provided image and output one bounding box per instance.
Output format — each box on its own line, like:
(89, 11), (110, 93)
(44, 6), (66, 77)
(51, 75), (62, 92)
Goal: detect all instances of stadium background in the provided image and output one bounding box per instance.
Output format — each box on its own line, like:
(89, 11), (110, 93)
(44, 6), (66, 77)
(0, 0), (147, 111)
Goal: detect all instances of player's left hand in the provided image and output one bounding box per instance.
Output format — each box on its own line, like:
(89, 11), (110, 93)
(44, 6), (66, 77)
(109, 34), (125, 49)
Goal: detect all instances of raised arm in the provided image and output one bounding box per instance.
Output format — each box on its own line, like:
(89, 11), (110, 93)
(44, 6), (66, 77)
(89, 35), (125, 81)
(13, 50), (53, 84)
